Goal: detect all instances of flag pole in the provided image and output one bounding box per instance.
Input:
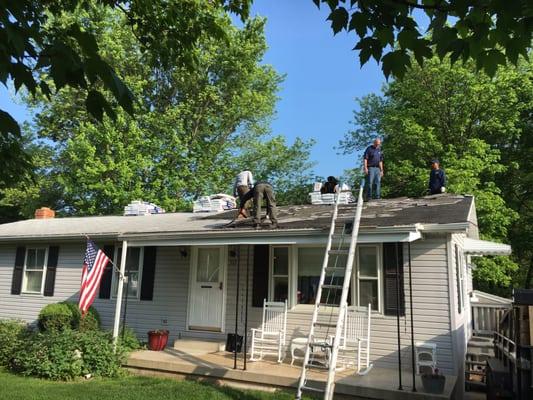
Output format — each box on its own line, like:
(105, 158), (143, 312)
(113, 240), (128, 349)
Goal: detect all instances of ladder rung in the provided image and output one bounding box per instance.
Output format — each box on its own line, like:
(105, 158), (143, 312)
(328, 249), (349, 255)
(335, 216), (354, 223)
(325, 266), (346, 272)
(322, 284), (343, 290)
(301, 384), (325, 392)
(314, 321), (338, 328)
(318, 302), (340, 308)
(305, 362), (329, 370)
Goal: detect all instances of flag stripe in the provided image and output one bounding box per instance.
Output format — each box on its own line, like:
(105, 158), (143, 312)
(79, 240), (111, 314)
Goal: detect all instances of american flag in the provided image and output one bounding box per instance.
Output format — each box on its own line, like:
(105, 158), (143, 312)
(79, 240), (111, 314)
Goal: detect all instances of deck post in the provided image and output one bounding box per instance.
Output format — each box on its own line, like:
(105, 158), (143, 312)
(395, 242), (403, 390)
(234, 245), (241, 369)
(112, 240), (128, 348)
(408, 242), (416, 391)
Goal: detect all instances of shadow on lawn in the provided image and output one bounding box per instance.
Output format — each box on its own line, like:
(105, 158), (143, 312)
(191, 379), (300, 400)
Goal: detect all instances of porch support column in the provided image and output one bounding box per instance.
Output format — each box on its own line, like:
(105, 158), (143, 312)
(408, 242), (416, 391)
(112, 240), (128, 348)
(395, 242), (403, 390)
(243, 245), (251, 370)
(233, 245), (241, 369)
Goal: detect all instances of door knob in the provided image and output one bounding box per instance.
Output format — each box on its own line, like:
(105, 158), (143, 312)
(219, 282), (223, 290)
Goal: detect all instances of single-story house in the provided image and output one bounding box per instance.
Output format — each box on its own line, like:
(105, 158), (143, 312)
(0, 194), (511, 394)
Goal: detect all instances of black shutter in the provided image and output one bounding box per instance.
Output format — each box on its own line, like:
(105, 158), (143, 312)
(252, 245), (269, 307)
(98, 245), (115, 299)
(11, 247), (26, 295)
(383, 243), (405, 316)
(140, 247), (157, 301)
(43, 246), (59, 297)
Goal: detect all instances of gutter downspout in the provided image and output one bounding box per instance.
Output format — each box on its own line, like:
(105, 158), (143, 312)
(408, 242), (416, 391)
(396, 242), (403, 390)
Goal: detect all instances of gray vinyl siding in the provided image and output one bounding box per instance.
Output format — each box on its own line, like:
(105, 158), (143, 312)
(0, 237), (456, 374)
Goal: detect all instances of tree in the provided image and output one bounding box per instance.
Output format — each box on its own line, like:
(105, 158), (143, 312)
(315, 0), (532, 79)
(2, 7), (315, 216)
(340, 56), (533, 294)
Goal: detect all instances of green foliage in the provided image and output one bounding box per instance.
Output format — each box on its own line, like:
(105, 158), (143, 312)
(473, 256), (519, 297)
(0, 320), (29, 367)
(10, 330), (83, 380)
(10, 329), (123, 380)
(38, 303), (75, 332)
(340, 56), (533, 291)
(116, 327), (141, 352)
(61, 302), (101, 332)
(315, 0), (532, 79)
(5, 6), (314, 215)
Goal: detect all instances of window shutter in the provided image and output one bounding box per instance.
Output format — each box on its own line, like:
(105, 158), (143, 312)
(98, 245), (115, 299)
(11, 247), (26, 295)
(43, 246), (59, 297)
(252, 245), (269, 307)
(383, 243), (405, 316)
(140, 247), (157, 301)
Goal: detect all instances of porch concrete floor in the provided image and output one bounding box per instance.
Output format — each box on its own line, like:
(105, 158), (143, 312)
(125, 349), (456, 400)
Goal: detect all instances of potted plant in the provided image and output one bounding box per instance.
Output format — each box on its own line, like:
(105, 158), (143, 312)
(421, 368), (446, 394)
(147, 329), (169, 351)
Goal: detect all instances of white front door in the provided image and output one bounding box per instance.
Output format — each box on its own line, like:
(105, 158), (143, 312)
(188, 246), (226, 332)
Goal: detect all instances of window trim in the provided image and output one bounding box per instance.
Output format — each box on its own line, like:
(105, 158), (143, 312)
(268, 245), (291, 305)
(455, 244), (465, 314)
(111, 246), (144, 300)
(354, 243), (383, 313)
(21, 247), (48, 295)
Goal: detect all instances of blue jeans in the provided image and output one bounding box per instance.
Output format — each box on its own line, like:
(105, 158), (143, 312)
(366, 167), (381, 200)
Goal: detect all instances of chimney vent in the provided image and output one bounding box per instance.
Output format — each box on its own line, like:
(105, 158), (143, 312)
(35, 207), (55, 219)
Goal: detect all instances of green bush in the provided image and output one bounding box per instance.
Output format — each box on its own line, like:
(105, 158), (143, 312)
(61, 302), (101, 331)
(117, 326), (141, 352)
(10, 330), (124, 380)
(38, 303), (74, 332)
(11, 330), (83, 380)
(0, 320), (29, 367)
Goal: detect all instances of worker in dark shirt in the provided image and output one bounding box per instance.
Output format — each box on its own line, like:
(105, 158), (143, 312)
(363, 138), (384, 200)
(239, 181), (279, 229)
(320, 176), (339, 194)
(429, 159), (447, 195)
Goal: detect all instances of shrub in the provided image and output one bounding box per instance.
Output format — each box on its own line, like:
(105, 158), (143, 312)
(61, 302), (101, 331)
(38, 303), (74, 332)
(0, 320), (29, 366)
(11, 330), (83, 380)
(10, 330), (124, 380)
(117, 326), (141, 352)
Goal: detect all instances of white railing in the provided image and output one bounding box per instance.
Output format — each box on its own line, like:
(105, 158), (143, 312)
(471, 303), (510, 335)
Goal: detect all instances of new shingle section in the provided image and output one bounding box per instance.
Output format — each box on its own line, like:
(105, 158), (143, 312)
(0, 194), (473, 240)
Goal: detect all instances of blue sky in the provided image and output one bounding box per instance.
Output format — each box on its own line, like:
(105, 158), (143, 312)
(0, 0), (389, 178)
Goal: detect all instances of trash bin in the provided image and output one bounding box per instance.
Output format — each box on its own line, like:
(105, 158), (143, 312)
(226, 333), (243, 353)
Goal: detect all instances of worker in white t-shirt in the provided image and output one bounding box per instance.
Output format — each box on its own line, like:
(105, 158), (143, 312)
(233, 170), (254, 218)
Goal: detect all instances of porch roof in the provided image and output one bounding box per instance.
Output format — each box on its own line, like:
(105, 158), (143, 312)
(0, 194), (474, 243)
(463, 238), (512, 256)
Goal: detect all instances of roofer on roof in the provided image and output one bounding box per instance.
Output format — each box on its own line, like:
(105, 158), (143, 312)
(233, 170), (254, 219)
(239, 181), (279, 229)
(429, 159), (447, 195)
(363, 138), (384, 200)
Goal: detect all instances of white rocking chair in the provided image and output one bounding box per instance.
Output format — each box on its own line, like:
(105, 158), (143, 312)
(333, 303), (373, 375)
(250, 299), (287, 363)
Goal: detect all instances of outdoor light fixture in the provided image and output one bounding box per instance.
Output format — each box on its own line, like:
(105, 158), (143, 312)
(229, 248), (237, 258)
(179, 248), (188, 258)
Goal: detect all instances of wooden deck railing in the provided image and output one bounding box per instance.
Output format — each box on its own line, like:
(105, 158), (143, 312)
(472, 303), (511, 335)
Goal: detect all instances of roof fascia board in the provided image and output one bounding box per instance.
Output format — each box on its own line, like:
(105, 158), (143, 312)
(419, 222), (470, 233)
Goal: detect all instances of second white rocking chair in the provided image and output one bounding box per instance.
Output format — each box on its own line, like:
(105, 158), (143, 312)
(334, 303), (373, 375)
(250, 299), (287, 363)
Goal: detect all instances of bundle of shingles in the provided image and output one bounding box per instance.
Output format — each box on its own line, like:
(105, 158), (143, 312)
(309, 190), (355, 205)
(193, 194), (236, 213)
(124, 201), (165, 216)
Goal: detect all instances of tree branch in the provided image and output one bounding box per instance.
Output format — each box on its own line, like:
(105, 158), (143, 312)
(390, 0), (451, 12)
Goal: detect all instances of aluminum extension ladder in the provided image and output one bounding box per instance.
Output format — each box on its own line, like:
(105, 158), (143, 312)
(296, 179), (365, 400)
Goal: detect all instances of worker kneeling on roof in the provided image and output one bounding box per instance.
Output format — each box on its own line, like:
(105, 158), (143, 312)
(239, 181), (279, 229)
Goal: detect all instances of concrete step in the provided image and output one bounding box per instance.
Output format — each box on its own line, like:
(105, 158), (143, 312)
(173, 337), (226, 354)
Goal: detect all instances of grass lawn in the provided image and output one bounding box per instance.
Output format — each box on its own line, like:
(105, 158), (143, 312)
(0, 370), (307, 400)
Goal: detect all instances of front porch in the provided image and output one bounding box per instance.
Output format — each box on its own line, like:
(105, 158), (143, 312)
(124, 347), (456, 400)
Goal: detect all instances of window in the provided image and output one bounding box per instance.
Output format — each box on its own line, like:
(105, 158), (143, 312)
(455, 245), (464, 313)
(113, 247), (143, 299)
(270, 247), (289, 302)
(22, 248), (47, 294)
(356, 245), (380, 311)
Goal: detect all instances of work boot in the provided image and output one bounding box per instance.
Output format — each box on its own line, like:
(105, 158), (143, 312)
(253, 223), (261, 230)
(270, 222), (279, 229)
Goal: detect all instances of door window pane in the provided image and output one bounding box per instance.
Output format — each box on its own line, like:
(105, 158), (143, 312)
(359, 247), (378, 277)
(197, 248), (220, 282)
(273, 247), (288, 275)
(359, 279), (378, 310)
(297, 248), (323, 304)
